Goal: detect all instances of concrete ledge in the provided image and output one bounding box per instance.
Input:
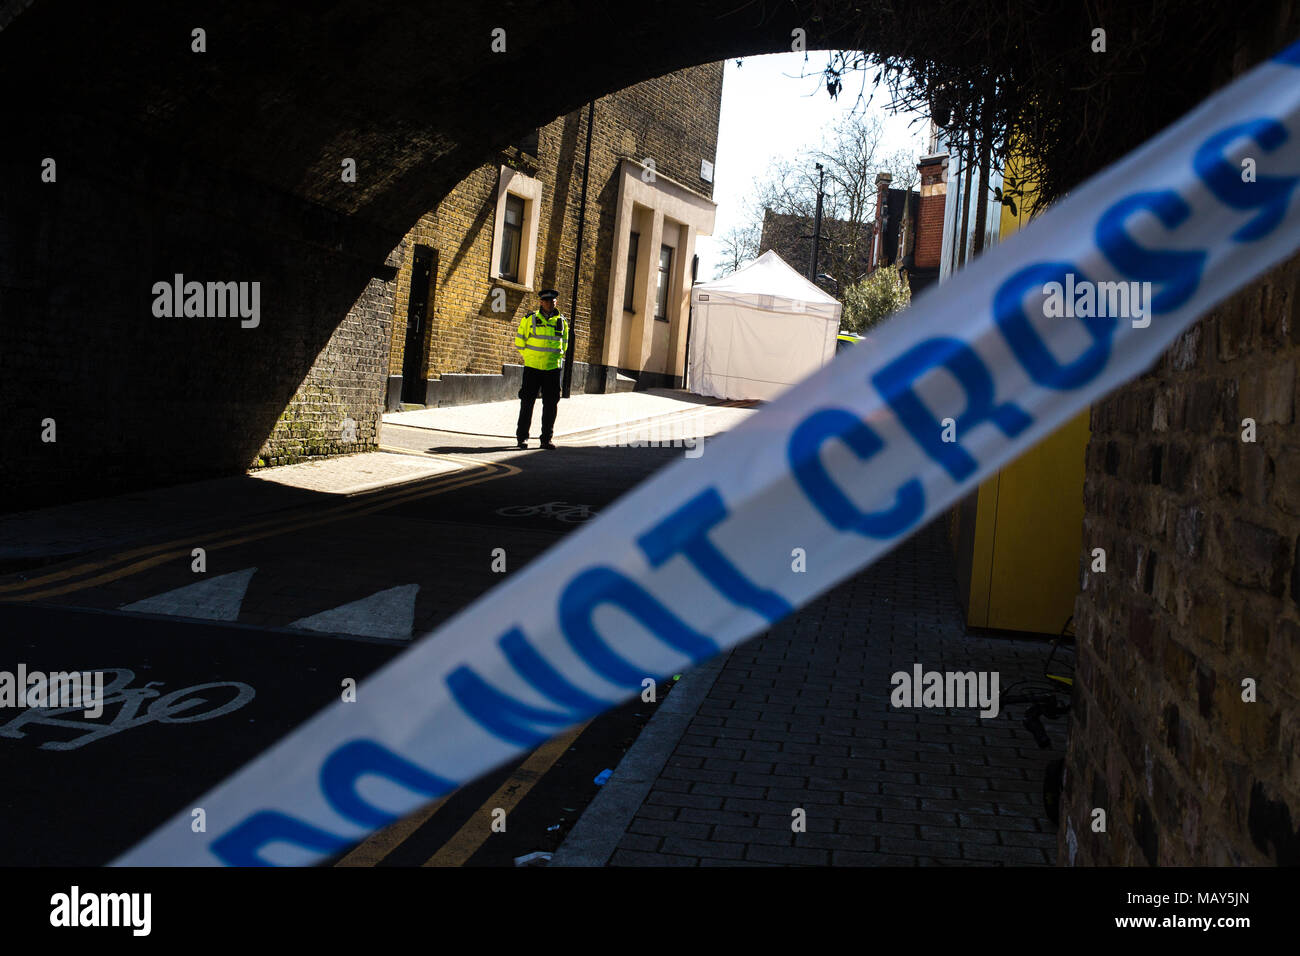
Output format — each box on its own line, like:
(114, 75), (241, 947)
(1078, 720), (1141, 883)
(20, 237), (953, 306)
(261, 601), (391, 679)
(385, 375), (403, 412)
(617, 368), (682, 392)
(584, 365), (617, 394)
(424, 366), (524, 406)
(422, 361), (612, 407)
(550, 651), (730, 867)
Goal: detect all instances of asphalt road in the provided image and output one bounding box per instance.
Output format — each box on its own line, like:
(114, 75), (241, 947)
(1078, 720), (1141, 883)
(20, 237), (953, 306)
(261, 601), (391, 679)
(0, 423), (698, 866)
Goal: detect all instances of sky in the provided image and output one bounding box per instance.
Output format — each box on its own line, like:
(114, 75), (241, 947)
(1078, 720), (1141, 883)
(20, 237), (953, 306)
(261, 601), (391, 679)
(695, 53), (927, 280)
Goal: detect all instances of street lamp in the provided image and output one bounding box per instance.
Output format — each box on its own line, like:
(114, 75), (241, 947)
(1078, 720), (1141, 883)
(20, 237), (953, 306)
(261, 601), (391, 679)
(808, 163), (825, 282)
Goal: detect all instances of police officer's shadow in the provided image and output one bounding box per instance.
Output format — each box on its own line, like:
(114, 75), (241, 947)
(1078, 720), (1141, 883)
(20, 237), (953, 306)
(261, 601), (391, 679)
(417, 442), (527, 453)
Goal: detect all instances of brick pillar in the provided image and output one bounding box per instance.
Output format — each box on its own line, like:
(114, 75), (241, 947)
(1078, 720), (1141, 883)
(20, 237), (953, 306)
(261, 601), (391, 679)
(915, 154), (948, 270)
(1060, 3), (1300, 867)
(1062, 250), (1300, 866)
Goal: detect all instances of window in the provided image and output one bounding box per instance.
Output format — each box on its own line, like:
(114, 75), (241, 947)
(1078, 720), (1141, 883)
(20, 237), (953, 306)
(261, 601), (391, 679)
(654, 245), (673, 321)
(491, 167), (542, 288)
(499, 194), (525, 282)
(623, 231), (640, 312)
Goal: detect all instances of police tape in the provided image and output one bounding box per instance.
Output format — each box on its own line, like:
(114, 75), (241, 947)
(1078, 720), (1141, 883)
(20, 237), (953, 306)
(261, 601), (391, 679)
(116, 40), (1300, 865)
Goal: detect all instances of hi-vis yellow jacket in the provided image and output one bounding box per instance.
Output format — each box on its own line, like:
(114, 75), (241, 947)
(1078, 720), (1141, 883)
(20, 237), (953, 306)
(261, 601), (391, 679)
(515, 309), (569, 371)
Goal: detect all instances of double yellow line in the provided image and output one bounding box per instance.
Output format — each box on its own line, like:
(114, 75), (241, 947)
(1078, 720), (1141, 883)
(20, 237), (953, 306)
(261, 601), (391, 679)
(337, 721), (588, 867)
(0, 452), (518, 603)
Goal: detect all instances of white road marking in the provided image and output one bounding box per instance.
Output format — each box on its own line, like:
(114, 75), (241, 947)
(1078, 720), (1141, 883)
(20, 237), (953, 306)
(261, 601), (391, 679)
(290, 584), (419, 640)
(119, 567), (257, 621)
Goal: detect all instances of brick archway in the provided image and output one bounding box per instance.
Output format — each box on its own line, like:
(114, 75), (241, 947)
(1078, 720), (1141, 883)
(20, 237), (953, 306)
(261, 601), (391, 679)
(1, 1), (866, 507)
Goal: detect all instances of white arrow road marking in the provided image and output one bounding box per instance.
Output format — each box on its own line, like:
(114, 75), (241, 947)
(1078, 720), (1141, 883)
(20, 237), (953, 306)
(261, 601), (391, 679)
(119, 567), (258, 621)
(290, 584), (419, 640)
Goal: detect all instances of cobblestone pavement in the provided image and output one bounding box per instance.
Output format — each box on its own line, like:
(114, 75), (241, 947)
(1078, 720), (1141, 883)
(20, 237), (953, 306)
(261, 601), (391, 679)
(245, 451), (460, 494)
(600, 518), (1068, 867)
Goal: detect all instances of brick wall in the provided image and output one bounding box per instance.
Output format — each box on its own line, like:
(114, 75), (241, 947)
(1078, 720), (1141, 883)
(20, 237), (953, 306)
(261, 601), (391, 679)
(759, 209), (872, 287)
(1, 0), (744, 512)
(1062, 248), (1300, 865)
(387, 62), (724, 393)
(1059, 2), (1300, 867)
(258, 260), (399, 466)
(1, 110), (404, 503)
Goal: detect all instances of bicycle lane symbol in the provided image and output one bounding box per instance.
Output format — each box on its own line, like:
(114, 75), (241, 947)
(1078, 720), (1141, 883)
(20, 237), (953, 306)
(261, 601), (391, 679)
(494, 501), (596, 524)
(0, 668), (256, 751)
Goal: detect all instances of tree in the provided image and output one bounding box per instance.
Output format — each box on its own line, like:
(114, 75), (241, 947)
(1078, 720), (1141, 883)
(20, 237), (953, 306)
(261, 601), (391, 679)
(736, 110), (922, 294)
(841, 263), (911, 334)
(712, 218), (762, 278)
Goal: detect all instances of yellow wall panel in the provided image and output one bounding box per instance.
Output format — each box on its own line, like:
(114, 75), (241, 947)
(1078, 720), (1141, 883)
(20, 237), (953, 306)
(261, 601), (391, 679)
(965, 473), (1001, 628)
(984, 411), (1090, 634)
(955, 137), (1089, 635)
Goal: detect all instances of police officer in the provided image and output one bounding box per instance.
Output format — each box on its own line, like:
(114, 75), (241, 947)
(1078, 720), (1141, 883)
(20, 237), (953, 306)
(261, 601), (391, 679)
(514, 288), (569, 449)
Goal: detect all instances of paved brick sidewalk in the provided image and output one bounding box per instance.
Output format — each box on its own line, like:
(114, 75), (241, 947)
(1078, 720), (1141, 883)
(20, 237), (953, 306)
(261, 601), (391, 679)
(382, 387), (738, 438)
(570, 518), (1067, 866)
(246, 451), (458, 494)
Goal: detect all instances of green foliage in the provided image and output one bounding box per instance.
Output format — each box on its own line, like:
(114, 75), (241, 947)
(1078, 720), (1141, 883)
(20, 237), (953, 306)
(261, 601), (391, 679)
(807, 1), (1240, 216)
(840, 264), (911, 333)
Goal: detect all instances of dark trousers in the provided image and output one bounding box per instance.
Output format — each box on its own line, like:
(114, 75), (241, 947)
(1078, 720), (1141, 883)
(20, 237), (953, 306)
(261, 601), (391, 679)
(517, 366), (561, 442)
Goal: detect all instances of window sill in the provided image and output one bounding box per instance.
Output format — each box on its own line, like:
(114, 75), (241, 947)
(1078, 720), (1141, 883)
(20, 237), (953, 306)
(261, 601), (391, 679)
(492, 277), (534, 294)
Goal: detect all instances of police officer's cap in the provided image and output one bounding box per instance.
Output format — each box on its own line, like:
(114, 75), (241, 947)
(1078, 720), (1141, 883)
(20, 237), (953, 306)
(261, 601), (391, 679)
(539, 288), (560, 301)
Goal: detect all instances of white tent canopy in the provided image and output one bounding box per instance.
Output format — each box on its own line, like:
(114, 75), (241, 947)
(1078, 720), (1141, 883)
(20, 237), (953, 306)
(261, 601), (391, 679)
(687, 250), (842, 401)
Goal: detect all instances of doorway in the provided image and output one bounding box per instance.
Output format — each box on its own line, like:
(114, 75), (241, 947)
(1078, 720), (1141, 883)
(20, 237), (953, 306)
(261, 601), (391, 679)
(401, 245), (436, 404)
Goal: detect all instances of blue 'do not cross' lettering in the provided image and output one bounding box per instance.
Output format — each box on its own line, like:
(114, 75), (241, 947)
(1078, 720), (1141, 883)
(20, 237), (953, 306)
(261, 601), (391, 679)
(558, 566), (717, 688)
(1095, 190), (1205, 313)
(788, 408), (924, 537)
(1194, 119), (1299, 242)
(320, 739), (456, 829)
(211, 738), (457, 866)
(992, 260), (1116, 390)
(637, 487), (792, 622)
(212, 809), (350, 867)
(111, 40), (1300, 867)
(871, 338), (1034, 482)
(448, 626), (610, 748)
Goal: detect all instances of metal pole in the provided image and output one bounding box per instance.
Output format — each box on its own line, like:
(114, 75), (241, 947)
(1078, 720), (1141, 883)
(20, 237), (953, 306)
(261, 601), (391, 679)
(564, 99), (594, 398)
(809, 163), (825, 281)
(683, 253), (698, 390)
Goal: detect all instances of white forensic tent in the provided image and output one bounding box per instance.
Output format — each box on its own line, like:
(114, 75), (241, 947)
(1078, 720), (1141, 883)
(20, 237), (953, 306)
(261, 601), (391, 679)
(687, 250), (841, 401)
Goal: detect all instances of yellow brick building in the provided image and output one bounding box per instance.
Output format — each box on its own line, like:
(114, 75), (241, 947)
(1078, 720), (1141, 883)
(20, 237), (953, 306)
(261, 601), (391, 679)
(385, 64), (723, 409)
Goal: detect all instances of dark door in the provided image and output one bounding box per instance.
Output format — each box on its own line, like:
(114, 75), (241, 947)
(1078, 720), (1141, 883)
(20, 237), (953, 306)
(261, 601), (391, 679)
(401, 246), (436, 404)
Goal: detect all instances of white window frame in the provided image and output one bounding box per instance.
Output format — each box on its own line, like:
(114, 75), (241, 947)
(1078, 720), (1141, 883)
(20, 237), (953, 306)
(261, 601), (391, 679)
(489, 165), (543, 288)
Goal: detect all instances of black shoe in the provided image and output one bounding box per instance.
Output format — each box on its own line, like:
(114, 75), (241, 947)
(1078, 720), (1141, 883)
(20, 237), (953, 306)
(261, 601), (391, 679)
(516, 440), (527, 449)
(541, 440), (557, 449)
